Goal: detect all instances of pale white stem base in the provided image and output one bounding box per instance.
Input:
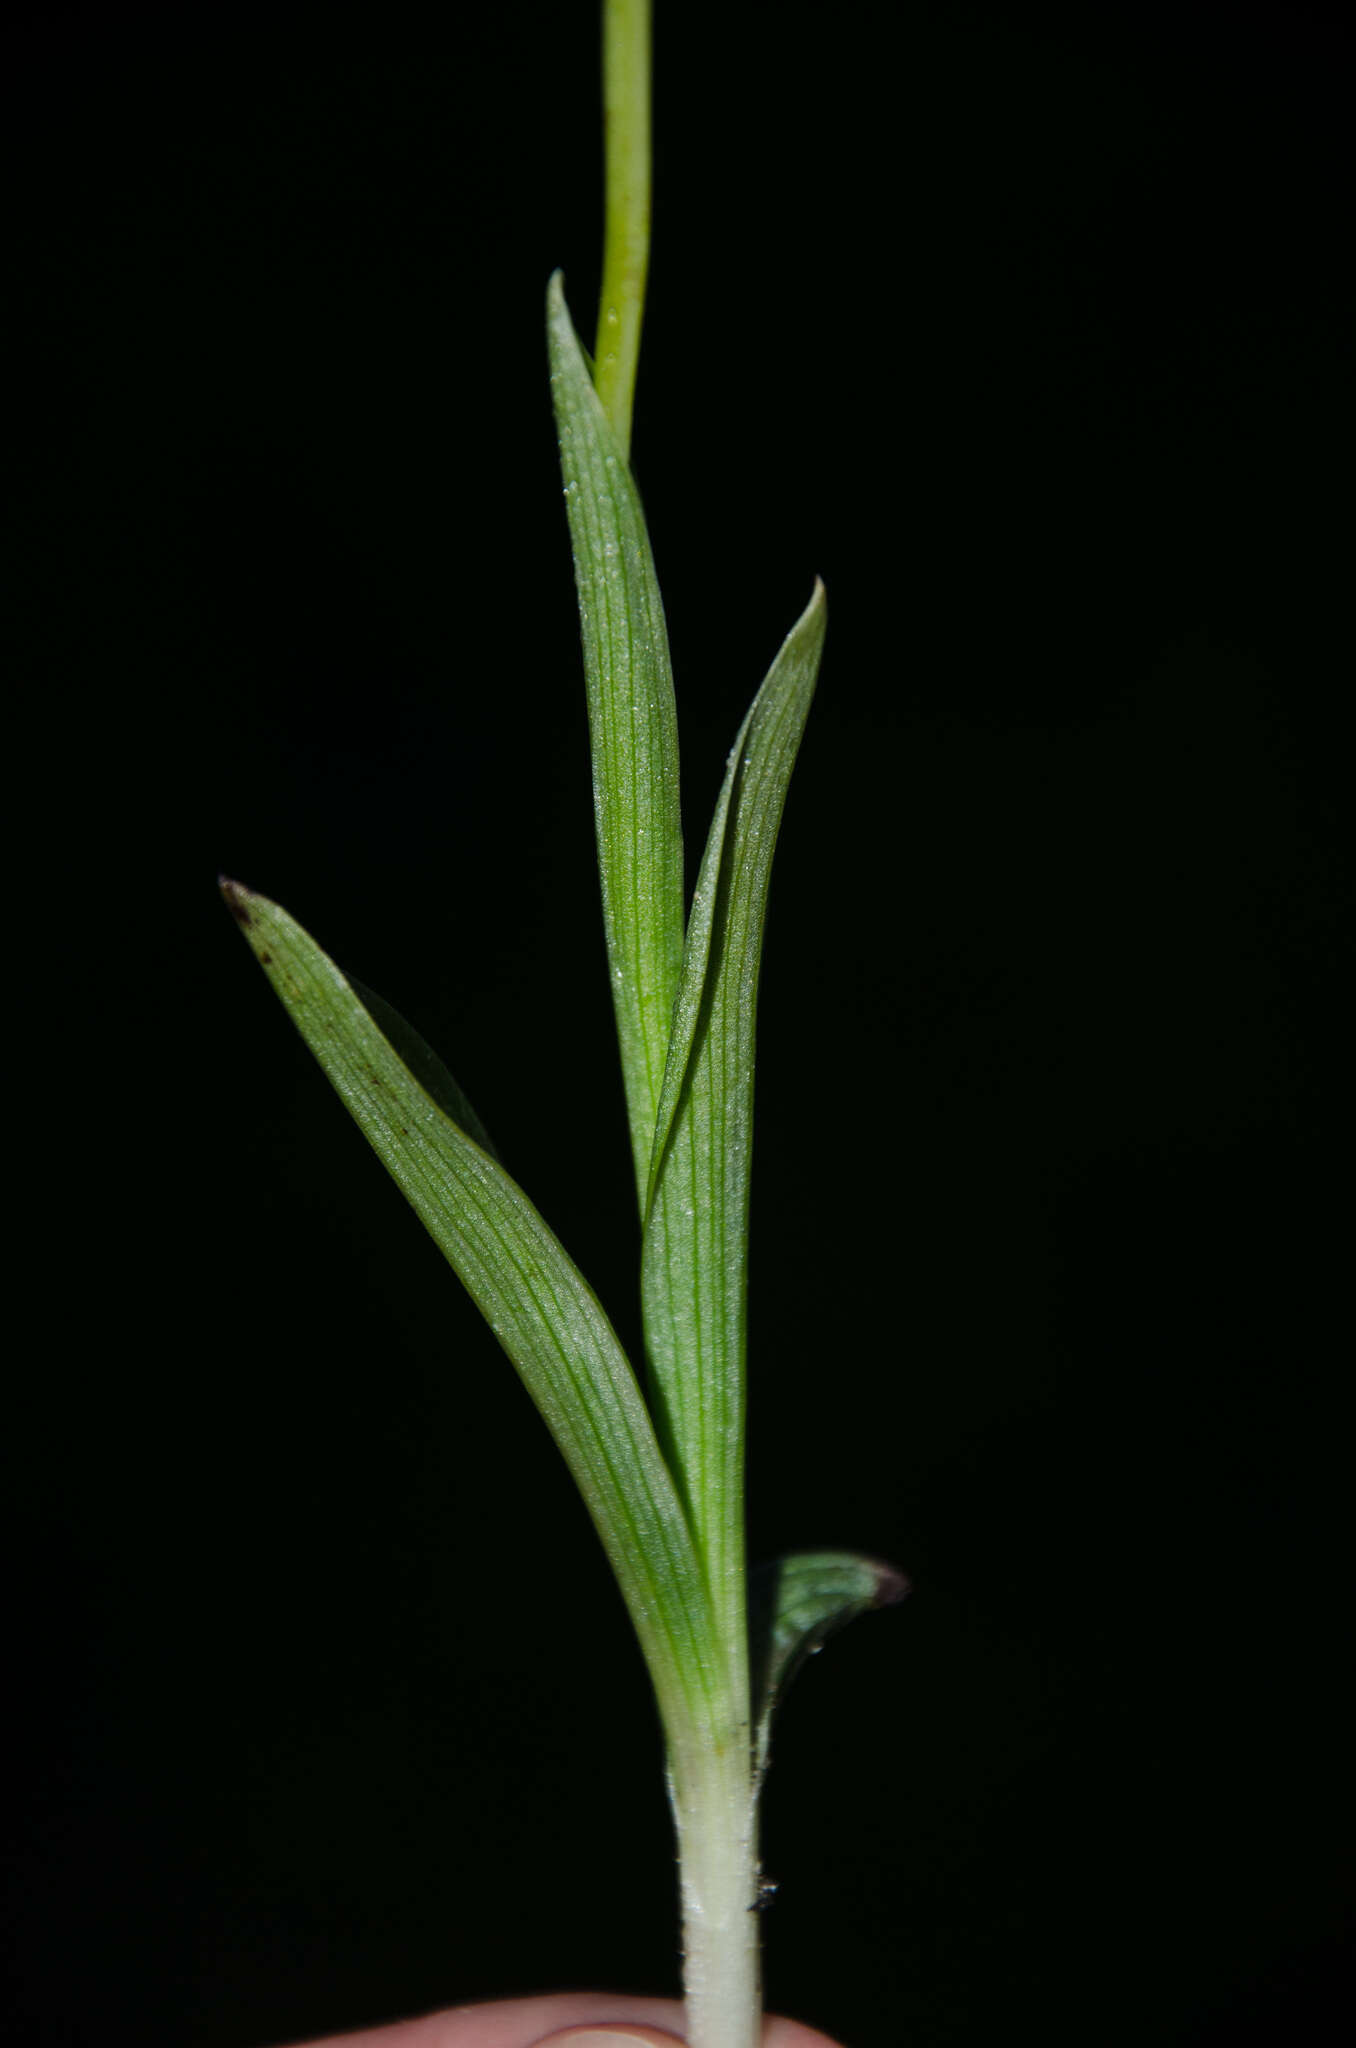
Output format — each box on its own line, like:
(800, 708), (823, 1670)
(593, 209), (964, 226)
(668, 1739), (761, 2048)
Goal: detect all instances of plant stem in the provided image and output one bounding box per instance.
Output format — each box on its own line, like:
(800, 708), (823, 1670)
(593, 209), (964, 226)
(594, 8), (761, 2043)
(595, 0), (651, 457)
(668, 1735), (761, 2048)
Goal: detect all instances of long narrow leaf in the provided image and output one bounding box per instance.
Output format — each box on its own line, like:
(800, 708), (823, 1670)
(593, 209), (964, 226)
(221, 879), (725, 1743)
(749, 1550), (909, 1780)
(547, 273), (685, 1211)
(640, 582), (827, 1672)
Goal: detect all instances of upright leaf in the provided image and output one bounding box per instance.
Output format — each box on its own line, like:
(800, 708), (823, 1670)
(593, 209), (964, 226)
(220, 879), (726, 1744)
(547, 273), (685, 1211)
(640, 582), (827, 1675)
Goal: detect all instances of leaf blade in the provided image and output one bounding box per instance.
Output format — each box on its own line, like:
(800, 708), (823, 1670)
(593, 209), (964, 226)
(221, 879), (725, 1743)
(640, 581), (827, 1674)
(547, 273), (685, 1212)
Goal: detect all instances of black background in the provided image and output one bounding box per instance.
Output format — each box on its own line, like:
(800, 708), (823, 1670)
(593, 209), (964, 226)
(8, 2), (1353, 2044)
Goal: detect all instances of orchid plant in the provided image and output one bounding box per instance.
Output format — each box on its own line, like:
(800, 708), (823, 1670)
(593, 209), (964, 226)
(223, 4), (903, 2042)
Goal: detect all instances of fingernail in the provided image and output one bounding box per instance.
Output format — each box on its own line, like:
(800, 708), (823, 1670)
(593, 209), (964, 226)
(535, 2032), (671, 2047)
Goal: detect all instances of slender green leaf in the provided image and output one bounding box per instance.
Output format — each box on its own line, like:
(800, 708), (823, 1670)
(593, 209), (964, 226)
(750, 1550), (909, 1779)
(640, 581), (827, 1675)
(220, 878), (725, 1744)
(547, 273), (685, 1212)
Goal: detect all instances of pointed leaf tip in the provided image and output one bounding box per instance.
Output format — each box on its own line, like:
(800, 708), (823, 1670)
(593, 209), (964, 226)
(219, 876), (253, 924)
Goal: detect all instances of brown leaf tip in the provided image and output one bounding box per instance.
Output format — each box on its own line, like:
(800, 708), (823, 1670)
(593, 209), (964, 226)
(871, 1561), (911, 1607)
(219, 876), (253, 926)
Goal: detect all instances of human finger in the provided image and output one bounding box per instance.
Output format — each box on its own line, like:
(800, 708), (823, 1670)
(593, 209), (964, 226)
(279, 1990), (844, 2047)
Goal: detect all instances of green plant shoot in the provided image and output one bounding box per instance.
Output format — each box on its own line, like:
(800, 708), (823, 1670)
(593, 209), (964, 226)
(222, 5), (904, 2043)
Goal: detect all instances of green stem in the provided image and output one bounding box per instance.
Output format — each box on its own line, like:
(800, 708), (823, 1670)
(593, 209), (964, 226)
(595, 0), (651, 457)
